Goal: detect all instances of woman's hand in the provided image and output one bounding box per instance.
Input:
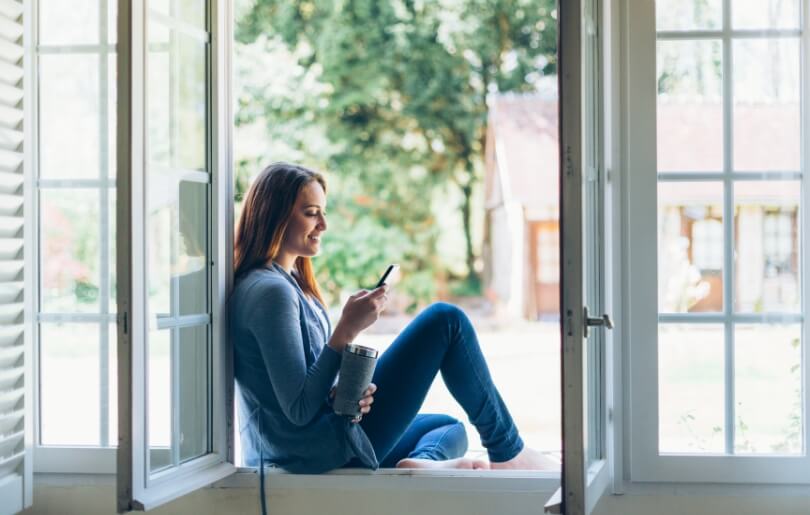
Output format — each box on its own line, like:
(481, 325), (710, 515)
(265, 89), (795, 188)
(328, 383), (377, 423)
(354, 383), (376, 423)
(329, 286), (388, 350)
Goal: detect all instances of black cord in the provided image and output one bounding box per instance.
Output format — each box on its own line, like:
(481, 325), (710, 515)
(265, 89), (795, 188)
(259, 448), (267, 515)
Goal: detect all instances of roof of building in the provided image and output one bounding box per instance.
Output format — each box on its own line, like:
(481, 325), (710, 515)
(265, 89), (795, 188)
(485, 95), (799, 213)
(485, 94), (558, 220)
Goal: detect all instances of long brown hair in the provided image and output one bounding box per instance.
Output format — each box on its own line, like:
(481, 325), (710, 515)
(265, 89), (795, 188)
(234, 162), (327, 306)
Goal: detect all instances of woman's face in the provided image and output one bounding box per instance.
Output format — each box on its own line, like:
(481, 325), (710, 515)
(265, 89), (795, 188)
(279, 180), (327, 260)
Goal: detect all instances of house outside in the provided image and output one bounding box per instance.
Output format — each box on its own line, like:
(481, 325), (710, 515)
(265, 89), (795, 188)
(483, 94), (559, 320)
(484, 97), (798, 319)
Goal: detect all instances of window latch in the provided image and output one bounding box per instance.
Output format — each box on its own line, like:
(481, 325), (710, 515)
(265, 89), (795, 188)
(583, 306), (614, 338)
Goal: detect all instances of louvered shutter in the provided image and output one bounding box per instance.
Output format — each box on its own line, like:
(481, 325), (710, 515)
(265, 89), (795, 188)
(0, 0), (30, 514)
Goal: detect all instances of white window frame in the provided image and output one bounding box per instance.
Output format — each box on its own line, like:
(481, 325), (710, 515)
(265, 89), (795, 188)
(115, 0), (235, 510)
(625, 0), (810, 483)
(30, 0), (118, 474)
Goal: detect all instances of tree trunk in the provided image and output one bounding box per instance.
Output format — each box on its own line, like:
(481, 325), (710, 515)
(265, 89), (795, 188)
(459, 161), (479, 285)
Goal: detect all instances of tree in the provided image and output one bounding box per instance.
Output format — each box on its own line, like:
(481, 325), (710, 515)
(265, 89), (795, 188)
(235, 0), (556, 303)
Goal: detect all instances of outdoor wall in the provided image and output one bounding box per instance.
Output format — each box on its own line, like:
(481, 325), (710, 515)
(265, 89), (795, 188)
(21, 480), (810, 515)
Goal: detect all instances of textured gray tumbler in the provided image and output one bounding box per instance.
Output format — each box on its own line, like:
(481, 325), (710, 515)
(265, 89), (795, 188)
(333, 344), (378, 417)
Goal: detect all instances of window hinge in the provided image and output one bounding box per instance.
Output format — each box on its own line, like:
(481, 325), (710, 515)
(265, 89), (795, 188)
(120, 311), (128, 335)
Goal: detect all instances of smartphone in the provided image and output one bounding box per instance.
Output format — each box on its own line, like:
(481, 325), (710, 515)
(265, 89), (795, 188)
(375, 264), (400, 288)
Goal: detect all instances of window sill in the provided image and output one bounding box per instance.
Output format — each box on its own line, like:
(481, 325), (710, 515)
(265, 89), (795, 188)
(213, 467), (561, 493)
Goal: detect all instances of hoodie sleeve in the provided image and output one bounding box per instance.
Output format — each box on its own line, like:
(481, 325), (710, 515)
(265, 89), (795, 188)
(245, 278), (341, 426)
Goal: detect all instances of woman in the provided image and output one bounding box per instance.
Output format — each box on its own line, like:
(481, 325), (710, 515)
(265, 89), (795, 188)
(231, 162), (551, 473)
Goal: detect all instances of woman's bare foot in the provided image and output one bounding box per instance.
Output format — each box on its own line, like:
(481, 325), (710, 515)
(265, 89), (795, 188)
(489, 447), (559, 471)
(396, 457), (490, 470)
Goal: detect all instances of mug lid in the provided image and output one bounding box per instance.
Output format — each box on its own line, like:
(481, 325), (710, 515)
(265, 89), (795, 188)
(345, 343), (378, 358)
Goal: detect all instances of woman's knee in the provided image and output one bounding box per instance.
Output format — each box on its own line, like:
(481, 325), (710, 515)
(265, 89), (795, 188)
(443, 421), (469, 458)
(425, 302), (469, 326)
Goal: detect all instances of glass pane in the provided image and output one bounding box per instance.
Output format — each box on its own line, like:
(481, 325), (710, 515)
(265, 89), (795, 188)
(41, 189), (100, 313)
(147, 28), (207, 172)
(734, 181), (799, 312)
(733, 0), (800, 30)
(108, 0), (118, 45)
(659, 324), (725, 453)
(658, 182), (724, 313)
(179, 325), (210, 463)
(151, 0), (207, 29)
(148, 330), (172, 472)
(656, 0), (721, 31)
(178, 181), (209, 315)
(108, 54), (119, 314)
(147, 184), (172, 317)
(735, 324), (801, 454)
(147, 177), (208, 320)
(657, 40), (723, 172)
(108, 323), (118, 446)
(733, 38), (800, 172)
(40, 324), (100, 446)
(107, 189), (117, 314)
(148, 326), (211, 472)
(39, 54), (101, 179)
(39, 0), (99, 45)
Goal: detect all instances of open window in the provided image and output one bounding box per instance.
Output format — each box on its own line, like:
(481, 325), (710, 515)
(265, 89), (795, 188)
(115, 0), (235, 510)
(546, 0), (615, 512)
(627, 0), (810, 483)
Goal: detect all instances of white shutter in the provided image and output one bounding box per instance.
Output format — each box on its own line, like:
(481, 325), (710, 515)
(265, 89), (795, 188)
(0, 0), (30, 514)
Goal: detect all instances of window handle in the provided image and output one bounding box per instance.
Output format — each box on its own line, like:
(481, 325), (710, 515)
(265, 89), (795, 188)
(583, 306), (614, 338)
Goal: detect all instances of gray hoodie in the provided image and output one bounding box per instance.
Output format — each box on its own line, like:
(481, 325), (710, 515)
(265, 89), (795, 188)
(230, 262), (377, 473)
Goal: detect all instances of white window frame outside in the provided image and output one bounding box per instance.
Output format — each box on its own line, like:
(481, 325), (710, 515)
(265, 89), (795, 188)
(30, 0), (118, 475)
(626, 0), (810, 483)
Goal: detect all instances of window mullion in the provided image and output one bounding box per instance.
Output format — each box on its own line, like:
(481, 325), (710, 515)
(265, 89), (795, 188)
(99, 0), (111, 449)
(801, 0), (810, 458)
(721, 0), (735, 456)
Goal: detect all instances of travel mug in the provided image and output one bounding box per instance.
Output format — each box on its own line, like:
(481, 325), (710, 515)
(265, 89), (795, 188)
(333, 344), (379, 417)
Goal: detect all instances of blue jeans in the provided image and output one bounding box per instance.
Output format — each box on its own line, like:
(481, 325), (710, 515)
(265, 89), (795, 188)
(356, 302), (524, 466)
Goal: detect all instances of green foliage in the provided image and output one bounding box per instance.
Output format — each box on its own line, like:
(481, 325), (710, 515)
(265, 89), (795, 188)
(234, 0), (556, 306)
(74, 281), (99, 304)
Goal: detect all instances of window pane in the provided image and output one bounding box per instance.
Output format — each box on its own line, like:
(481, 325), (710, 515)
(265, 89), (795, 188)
(733, 0), (800, 30)
(656, 0), (721, 31)
(733, 38), (800, 172)
(39, 54), (101, 179)
(658, 182), (724, 313)
(657, 40), (723, 172)
(109, 190), (117, 314)
(151, 0), (207, 29)
(40, 324), (100, 446)
(734, 181), (799, 312)
(148, 330), (172, 472)
(177, 181), (209, 315)
(39, 0), (99, 45)
(108, 0), (117, 45)
(108, 324), (118, 445)
(659, 324), (725, 453)
(735, 325), (801, 454)
(148, 27), (207, 172)
(41, 189), (100, 313)
(179, 325), (210, 463)
(148, 325), (211, 472)
(147, 177), (208, 320)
